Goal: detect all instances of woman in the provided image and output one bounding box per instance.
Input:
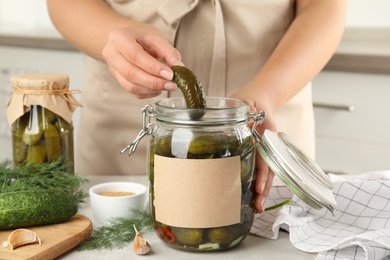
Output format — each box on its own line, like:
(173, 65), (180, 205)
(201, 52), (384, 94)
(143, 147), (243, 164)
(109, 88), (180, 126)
(47, 0), (347, 212)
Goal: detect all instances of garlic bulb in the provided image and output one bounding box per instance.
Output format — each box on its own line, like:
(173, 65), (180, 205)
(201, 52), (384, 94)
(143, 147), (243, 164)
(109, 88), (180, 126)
(2, 229), (42, 250)
(133, 225), (151, 255)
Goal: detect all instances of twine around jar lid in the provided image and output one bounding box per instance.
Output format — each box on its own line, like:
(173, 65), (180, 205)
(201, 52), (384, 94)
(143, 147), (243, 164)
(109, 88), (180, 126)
(7, 73), (82, 126)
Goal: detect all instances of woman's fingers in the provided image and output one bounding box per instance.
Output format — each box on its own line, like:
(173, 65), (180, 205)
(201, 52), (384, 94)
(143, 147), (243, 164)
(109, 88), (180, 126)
(107, 52), (176, 92)
(102, 26), (182, 97)
(110, 66), (163, 98)
(254, 150), (275, 213)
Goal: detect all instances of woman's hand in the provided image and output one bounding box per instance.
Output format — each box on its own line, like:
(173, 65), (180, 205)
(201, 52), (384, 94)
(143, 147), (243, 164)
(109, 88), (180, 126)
(252, 119), (276, 214)
(230, 90), (276, 213)
(229, 0), (347, 213)
(102, 23), (183, 99)
(47, 0), (183, 99)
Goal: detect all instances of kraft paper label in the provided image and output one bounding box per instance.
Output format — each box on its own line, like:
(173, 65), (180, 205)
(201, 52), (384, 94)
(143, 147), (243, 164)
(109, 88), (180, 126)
(154, 155), (241, 228)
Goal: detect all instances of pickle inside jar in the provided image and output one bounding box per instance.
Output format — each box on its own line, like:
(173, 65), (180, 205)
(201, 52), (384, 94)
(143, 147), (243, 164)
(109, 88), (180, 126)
(208, 225), (243, 245)
(12, 113), (29, 166)
(171, 227), (203, 246)
(44, 123), (62, 162)
(171, 65), (206, 119)
(26, 143), (47, 164)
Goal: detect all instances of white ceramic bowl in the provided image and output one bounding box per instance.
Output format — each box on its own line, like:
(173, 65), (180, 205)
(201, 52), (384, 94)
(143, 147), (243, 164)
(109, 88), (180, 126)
(89, 182), (147, 225)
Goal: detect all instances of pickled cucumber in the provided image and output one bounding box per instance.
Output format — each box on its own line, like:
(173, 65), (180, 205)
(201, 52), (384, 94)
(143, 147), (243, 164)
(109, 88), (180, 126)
(13, 112), (29, 134)
(41, 107), (57, 125)
(44, 123), (61, 162)
(22, 130), (43, 145)
(152, 136), (172, 157)
(241, 161), (252, 183)
(21, 106), (40, 145)
(171, 227), (203, 246)
(171, 66), (206, 110)
(208, 226), (242, 245)
(12, 114), (29, 165)
(26, 143), (47, 164)
(187, 136), (236, 156)
(12, 138), (27, 166)
(55, 118), (74, 172)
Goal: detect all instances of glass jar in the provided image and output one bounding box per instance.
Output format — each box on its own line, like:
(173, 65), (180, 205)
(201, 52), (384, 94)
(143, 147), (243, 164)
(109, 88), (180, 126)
(7, 73), (81, 173)
(123, 97), (265, 252)
(123, 97), (339, 252)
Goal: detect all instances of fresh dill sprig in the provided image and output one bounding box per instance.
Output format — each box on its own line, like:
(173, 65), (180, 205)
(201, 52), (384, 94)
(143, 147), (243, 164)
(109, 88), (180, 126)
(78, 209), (153, 251)
(0, 159), (88, 203)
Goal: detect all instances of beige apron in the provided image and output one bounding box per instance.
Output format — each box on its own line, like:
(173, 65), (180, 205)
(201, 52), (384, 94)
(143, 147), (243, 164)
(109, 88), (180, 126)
(76, 0), (315, 176)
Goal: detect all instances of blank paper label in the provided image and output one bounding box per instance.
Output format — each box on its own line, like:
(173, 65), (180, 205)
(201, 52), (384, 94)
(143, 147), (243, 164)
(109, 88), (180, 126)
(154, 155), (241, 228)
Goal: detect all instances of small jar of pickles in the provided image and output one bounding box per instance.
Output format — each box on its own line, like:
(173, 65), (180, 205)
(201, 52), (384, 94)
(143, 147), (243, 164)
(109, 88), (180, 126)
(123, 97), (266, 252)
(7, 73), (81, 173)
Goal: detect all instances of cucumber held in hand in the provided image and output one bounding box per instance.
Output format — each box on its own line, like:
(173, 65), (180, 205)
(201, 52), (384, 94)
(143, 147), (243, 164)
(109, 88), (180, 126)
(0, 189), (78, 230)
(171, 66), (206, 110)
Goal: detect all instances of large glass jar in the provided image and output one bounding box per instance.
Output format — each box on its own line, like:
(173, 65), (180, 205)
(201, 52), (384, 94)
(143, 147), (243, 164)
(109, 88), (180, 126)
(146, 97), (259, 251)
(123, 96), (338, 252)
(7, 73), (81, 173)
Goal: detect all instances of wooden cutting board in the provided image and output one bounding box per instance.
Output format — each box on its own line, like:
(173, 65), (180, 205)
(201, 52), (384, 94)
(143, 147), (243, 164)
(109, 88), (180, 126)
(0, 214), (92, 260)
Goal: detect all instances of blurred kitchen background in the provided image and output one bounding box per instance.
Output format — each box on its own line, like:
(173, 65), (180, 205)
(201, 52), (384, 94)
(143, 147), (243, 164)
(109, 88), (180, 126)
(0, 0), (389, 175)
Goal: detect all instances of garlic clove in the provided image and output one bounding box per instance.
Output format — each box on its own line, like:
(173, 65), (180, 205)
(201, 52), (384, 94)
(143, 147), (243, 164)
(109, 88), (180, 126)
(133, 225), (151, 255)
(3, 229), (42, 250)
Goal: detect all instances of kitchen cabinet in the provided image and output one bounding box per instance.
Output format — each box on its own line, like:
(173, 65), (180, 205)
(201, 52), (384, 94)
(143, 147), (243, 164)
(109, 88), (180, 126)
(0, 45), (84, 160)
(312, 70), (390, 175)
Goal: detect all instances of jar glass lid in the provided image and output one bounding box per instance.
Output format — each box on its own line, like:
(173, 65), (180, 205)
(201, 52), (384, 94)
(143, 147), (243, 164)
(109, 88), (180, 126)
(256, 129), (338, 214)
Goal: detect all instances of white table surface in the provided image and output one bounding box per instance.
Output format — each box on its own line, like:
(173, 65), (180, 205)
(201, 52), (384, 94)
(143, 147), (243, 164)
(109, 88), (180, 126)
(58, 175), (316, 260)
